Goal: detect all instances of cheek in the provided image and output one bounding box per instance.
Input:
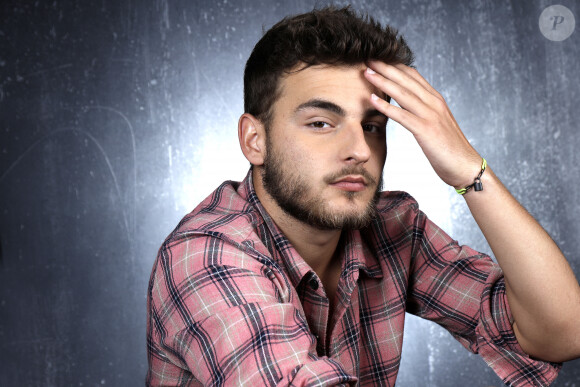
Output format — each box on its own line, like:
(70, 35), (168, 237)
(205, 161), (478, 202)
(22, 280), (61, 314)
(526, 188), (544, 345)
(369, 139), (387, 161)
(283, 135), (326, 163)
(277, 141), (313, 170)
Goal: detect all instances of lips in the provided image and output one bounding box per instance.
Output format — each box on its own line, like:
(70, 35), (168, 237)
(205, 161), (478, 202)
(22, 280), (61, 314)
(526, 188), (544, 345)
(330, 175), (368, 192)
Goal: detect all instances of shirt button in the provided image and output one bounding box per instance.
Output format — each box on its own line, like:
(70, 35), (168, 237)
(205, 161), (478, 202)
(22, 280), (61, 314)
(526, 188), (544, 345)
(308, 278), (319, 290)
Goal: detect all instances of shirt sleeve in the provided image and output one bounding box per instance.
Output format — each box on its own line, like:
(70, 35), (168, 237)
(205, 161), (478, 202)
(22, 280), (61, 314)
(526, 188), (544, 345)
(405, 204), (561, 387)
(147, 234), (357, 386)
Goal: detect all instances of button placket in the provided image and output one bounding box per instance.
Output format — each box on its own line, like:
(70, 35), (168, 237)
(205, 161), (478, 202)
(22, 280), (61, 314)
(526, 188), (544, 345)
(302, 272), (330, 356)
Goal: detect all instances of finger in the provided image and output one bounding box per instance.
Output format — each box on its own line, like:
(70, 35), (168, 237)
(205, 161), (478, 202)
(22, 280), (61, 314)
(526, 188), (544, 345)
(365, 67), (432, 119)
(368, 61), (439, 106)
(392, 63), (442, 100)
(369, 93), (424, 137)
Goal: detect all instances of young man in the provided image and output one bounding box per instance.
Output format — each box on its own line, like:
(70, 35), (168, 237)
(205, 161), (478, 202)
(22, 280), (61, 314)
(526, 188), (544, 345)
(147, 7), (580, 386)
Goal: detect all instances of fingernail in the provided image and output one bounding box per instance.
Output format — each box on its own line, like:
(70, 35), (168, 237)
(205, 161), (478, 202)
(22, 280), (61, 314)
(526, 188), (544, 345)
(371, 93), (379, 101)
(366, 68), (376, 75)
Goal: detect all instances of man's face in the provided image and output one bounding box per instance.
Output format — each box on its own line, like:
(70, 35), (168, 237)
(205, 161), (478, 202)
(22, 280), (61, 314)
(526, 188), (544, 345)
(260, 64), (387, 230)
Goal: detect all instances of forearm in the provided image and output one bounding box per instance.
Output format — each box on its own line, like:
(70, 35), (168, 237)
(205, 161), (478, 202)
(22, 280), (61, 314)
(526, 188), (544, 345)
(463, 166), (580, 362)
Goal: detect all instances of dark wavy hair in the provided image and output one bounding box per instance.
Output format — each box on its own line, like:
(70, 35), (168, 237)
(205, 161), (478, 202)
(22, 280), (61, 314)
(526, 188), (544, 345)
(243, 6), (414, 126)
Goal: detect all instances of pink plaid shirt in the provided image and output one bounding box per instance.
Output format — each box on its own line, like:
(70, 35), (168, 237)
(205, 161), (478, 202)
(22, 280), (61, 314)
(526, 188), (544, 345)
(147, 170), (560, 386)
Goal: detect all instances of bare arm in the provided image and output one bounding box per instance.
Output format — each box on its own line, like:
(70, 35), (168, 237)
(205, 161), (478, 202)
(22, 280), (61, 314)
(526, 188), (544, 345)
(364, 61), (580, 362)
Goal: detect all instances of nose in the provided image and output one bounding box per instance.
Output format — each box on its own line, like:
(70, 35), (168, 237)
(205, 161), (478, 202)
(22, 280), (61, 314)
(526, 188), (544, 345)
(339, 123), (372, 164)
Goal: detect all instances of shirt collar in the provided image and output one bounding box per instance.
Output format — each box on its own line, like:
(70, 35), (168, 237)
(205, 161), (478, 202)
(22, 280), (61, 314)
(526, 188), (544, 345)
(242, 169), (383, 289)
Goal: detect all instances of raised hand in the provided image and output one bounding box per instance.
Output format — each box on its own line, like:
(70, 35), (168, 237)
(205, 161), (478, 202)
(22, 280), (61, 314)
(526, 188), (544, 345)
(364, 61), (482, 189)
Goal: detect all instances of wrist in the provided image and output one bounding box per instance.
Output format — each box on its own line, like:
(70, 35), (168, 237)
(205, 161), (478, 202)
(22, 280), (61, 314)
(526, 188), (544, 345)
(455, 158), (487, 195)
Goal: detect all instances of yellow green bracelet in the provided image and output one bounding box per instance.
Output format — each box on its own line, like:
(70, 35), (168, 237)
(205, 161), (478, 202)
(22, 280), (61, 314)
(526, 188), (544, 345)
(455, 158), (487, 195)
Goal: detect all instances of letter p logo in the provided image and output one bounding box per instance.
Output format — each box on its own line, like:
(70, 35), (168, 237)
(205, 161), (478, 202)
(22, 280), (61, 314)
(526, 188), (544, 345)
(551, 15), (565, 30)
(539, 5), (575, 41)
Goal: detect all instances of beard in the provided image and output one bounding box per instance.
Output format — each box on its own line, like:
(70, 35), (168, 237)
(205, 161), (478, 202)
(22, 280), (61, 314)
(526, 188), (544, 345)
(261, 136), (383, 231)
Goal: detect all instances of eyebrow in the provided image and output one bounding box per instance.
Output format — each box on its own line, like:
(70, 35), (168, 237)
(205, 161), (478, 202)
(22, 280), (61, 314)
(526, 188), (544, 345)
(294, 99), (346, 116)
(294, 98), (387, 119)
(364, 109), (387, 120)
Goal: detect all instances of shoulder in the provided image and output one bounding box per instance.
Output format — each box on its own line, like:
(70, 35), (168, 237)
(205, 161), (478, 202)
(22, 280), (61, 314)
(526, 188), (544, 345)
(149, 177), (277, 282)
(376, 190), (418, 209)
(149, 225), (289, 326)
(373, 190), (422, 228)
(358, 191), (424, 265)
(149, 179), (285, 303)
(170, 180), (258, 240)
(161, 179), (271, 260)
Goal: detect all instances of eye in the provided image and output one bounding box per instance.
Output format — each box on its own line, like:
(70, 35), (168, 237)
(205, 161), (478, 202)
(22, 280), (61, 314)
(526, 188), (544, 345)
(308, 121), (331, 129)
(362, 123), (385, 133)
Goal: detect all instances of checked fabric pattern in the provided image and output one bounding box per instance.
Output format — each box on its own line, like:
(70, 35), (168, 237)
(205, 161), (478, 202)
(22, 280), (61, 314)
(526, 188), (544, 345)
(147, 170), (560, 386)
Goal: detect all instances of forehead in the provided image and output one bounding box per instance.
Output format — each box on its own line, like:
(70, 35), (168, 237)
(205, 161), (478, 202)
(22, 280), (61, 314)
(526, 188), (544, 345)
(275, 64), (382, 113)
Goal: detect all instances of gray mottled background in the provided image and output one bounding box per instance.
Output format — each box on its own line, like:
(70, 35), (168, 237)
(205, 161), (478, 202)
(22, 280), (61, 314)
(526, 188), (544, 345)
(1, 0), (578, 385)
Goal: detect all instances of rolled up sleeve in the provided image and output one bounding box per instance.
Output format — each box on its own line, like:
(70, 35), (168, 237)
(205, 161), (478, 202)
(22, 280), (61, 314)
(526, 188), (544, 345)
(407, 206), (561, 387)
(477, 267), (561, 386)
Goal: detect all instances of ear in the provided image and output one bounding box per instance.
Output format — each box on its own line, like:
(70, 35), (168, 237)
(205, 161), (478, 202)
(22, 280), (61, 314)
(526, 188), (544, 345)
(238, 113), (266, 166)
